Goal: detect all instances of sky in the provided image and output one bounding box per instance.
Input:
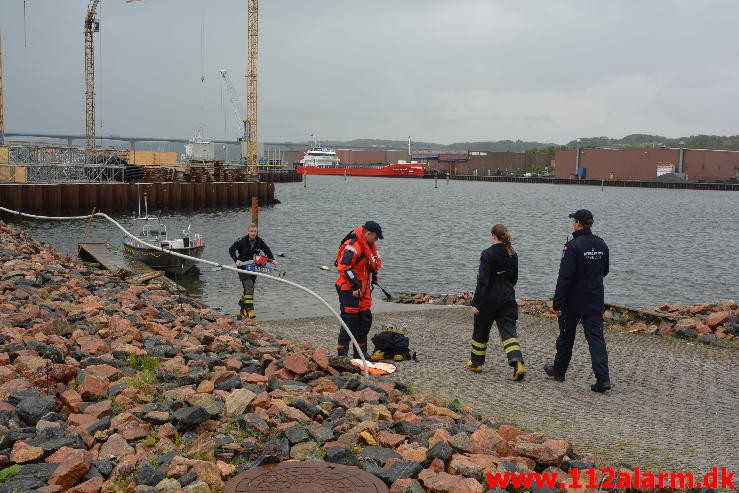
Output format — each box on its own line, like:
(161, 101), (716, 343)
(1, 0), (738, 145)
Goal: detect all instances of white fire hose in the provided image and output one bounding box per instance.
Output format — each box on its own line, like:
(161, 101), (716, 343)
(0, 206), (370, 377)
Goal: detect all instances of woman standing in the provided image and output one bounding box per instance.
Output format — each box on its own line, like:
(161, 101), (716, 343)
(467, 224), (525, 380)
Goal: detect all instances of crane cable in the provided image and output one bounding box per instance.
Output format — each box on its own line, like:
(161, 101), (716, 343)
(0, 206), (370, 377)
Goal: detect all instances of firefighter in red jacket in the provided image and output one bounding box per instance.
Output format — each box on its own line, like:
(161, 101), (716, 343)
(335, 221), (383, 357)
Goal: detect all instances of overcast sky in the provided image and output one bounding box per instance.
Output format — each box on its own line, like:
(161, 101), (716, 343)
(1, 0), (738, 145)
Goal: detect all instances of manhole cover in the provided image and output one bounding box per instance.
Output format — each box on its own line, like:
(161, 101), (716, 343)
(223, 462), (389, 493)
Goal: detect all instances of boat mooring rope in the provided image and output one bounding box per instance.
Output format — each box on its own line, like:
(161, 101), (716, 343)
(0, 206), (369, 377)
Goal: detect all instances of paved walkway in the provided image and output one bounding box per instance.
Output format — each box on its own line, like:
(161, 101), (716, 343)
(262, 307), (738, 475)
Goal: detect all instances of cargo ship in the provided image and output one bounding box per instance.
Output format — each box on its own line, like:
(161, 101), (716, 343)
(296, 161), (426, 177)
(295, 134), (426, 177)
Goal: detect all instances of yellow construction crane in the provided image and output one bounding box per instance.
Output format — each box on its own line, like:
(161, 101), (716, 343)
(0, 35), (5, 145)
(245, 0), (258, 165)
(84, 0), (101, 152)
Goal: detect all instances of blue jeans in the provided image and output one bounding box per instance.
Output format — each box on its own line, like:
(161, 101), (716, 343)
(553, 312), (610, 383)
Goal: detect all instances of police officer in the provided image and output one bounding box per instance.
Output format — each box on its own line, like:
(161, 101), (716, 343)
(545, 209), (612, 392)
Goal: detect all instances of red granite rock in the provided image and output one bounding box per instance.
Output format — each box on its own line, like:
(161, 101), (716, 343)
(705, 311), (730, 328)
(469, 426), (503, 455)
(418, 468), (484, 493)
(312, 347), (330, 370)
(80, 375), (108, 401)
(48, 449), (92, 490)
(67, 476), (104, 493)
(83, 400), (113, 419)
(283, 353), (310, 376)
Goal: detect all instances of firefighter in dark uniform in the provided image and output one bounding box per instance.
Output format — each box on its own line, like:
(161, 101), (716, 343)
(467, 224), (525, 381)
(228, 223), (276, 319)
(545, 209), (612, 392)
(335, 221), (383, 358)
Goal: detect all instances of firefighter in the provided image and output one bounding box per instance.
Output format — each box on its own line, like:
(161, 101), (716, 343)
(545, 209), (611, 392)
(467, 224), (525, 381)
(228, 223), (276, 319)
(335, 221), (383, 358)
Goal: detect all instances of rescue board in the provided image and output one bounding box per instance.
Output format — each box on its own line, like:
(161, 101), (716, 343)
(350, 359), (397, 375)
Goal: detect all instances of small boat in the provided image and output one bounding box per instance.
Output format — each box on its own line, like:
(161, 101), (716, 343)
(122, 194), (205, 275)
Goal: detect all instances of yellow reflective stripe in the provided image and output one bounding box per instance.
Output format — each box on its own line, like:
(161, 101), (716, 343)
(504, 345), (521, 353)
(470, 348), (487, 356)
(471, 340), (488, 349)
(502, 337), (519, 346)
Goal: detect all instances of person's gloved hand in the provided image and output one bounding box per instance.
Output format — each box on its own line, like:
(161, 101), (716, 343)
(372, 272), (379, 284)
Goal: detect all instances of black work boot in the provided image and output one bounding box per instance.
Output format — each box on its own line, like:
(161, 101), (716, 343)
(544, 363), (565, 381)
(591, 381), (612, 392)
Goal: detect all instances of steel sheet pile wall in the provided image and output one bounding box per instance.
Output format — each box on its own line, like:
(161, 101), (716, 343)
(0, 181), (276, 216)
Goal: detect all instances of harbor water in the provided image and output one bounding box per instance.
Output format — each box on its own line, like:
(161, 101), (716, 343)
(7, 176), (738, 320)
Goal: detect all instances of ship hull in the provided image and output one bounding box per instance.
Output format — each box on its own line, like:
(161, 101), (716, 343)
(295, 163), (425, 177)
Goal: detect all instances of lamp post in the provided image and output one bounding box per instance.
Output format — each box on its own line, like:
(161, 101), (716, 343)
(575, 138), (581, 178)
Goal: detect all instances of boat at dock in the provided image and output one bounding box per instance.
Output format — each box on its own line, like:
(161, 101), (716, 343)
(295, 134), (426, 177)
(122, 195), (205, 275)
(296, 161), (426, 177)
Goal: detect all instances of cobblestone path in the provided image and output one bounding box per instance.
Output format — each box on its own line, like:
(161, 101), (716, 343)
(262, 307), (738, 474)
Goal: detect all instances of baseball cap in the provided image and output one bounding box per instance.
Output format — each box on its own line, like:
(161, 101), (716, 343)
(568, 209), (594, 224)
(363, 220), (384, 239)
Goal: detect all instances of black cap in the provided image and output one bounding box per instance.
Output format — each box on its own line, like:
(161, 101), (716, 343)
(568, 209), (594, 225)
(363, 221), (383, 239)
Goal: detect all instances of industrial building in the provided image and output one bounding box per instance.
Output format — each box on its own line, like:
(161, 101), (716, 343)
(553, 148), (739, 182)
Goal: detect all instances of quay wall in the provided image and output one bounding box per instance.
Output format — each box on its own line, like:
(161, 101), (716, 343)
(0, 181), (277, 216)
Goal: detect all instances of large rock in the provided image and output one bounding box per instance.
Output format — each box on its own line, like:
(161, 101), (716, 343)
(99, 433), (135, 459)
(224, 389), (256, 417)
(10, 441), (45, 463)
(325, 446), (360, 467)
(469, 426), (503, 455)
(706, 311), (730, 328)
(172, 406), (210, 431)
(513, 439), (569, 466)
(16, 395), (59, 425)
(191, 459), (224, 492)
(360, 445), (402, 466)
(136, 462), (166, 487)
(418, 469), (485, 493)
(48, 448), (93, 490)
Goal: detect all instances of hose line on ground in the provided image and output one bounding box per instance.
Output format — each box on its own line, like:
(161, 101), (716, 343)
(0, 206), (369, 377)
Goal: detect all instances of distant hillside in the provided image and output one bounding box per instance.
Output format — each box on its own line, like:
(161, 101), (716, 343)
(290, 134), (739, 152)
(566, 134), (739, 151)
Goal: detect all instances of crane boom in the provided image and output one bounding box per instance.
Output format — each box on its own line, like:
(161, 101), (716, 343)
(0, 35), (5, 145)
(219, 69), (247, 146)
(245, 0), (258, 164)
(84, 0), (101, 153)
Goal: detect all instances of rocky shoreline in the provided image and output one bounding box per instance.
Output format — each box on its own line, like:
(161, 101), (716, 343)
(394, 292), (738, 348)
(0, 221), (715, 492)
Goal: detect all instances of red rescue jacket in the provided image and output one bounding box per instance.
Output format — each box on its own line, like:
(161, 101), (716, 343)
(335, 226), (382, 291)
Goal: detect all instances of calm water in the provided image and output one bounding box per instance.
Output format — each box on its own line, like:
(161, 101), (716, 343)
(7, 177), (738, 319)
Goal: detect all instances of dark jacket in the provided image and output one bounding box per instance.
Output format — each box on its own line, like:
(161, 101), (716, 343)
(553, 228), (609, 316)
(228, 236), (274, 263)
(472, 244), (518, 310)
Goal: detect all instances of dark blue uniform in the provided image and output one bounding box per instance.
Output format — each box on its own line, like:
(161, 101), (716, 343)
(552, 228), (610, 384)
